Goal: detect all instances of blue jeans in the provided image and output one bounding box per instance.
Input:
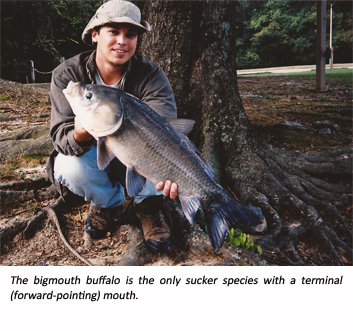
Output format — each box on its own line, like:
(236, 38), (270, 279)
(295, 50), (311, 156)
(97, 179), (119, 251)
(54, 145), (162, 208)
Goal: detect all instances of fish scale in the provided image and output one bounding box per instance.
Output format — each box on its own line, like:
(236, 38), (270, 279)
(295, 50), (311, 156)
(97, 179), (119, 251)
(63, 81), (267, 252)
(113, 97), (211, 197)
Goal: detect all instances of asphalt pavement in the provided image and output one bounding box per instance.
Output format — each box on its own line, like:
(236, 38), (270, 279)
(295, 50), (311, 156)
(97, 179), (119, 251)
(237, 63), (353, 75)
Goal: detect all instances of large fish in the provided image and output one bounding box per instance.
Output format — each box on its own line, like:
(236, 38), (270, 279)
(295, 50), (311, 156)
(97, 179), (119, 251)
(63, 81), (266, 252)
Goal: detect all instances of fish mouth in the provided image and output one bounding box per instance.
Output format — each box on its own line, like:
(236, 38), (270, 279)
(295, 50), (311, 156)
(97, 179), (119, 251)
(62, 81), (124, 138)
(85, 115), (123, 138)
(63, 81), (83, 98)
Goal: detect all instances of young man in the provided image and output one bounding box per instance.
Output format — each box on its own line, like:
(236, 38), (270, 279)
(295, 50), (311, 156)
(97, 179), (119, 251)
(47, 0), (178, 252)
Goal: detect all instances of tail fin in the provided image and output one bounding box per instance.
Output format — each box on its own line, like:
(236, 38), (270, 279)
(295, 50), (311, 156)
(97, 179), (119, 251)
(205, 193), (267, 252)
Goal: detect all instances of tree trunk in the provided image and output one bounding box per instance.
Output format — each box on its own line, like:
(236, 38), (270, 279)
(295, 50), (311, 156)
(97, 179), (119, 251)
(139, 0), (352, 265)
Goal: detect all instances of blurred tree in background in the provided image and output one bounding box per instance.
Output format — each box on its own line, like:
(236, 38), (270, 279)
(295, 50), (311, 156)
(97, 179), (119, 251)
(1, 0), (100, 83)
(235, 0), (352, 69)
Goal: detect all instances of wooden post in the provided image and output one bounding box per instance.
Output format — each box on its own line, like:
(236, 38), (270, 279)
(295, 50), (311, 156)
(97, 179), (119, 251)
(316, 0), (326, 91)
(329, 4), (334, 71)
(30, 60), (35, 84)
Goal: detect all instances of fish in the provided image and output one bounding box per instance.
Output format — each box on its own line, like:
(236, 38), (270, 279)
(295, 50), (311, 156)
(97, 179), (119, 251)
(63, 81), (267, 252)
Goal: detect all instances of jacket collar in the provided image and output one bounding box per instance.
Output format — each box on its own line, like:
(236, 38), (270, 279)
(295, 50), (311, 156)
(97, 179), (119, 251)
(86, 50), (97, 83)
(86, 50), (133, 86)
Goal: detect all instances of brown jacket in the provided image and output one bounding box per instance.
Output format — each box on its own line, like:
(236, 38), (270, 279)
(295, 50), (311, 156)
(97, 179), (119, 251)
(47, 50), (177, 183)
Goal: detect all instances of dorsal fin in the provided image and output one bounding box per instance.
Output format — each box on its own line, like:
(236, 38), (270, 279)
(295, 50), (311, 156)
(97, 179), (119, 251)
(167, 118), (195, 136)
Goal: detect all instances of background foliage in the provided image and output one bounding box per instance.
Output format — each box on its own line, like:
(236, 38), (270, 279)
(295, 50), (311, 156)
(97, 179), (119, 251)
(1, 0), (100, 83)
(235, 0), (352, 69)
(1, 0), (352, 82)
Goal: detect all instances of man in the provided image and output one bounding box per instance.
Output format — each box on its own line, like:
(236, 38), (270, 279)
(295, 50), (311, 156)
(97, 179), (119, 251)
(47, 0), (178, 252)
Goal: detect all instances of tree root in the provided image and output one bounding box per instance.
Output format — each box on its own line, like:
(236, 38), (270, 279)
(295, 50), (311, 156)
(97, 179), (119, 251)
(271, 247), (302, 266)
(226, 144), (352, 266)
(1, 177), (58, 212)
(2, 186), (59, 210)
(1, 187), (94, 265)
(46, 207), (93, 266)
(1, 135), (351, 265)
(1, 180), (267, 265)
(0, 177), (51, 191)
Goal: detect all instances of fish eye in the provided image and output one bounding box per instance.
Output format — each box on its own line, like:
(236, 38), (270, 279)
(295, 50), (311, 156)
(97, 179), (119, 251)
(86, 92), (93, 100)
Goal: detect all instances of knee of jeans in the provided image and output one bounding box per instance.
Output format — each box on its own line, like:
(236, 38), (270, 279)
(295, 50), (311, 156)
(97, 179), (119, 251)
(54, 152), (99, 185)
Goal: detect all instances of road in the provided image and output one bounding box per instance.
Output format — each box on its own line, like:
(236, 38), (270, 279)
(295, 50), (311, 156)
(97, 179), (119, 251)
(237, 63), (353, 75)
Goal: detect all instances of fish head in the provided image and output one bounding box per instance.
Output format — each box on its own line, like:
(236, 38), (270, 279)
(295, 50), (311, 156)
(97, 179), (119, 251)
(63, 81), (124, 137)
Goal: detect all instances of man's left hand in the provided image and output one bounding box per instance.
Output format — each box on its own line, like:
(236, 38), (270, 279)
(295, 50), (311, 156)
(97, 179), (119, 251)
(156, 180), (178, 199)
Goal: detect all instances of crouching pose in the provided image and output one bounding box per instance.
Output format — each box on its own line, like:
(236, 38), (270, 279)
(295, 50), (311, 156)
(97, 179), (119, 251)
(47, 0), (178, 252)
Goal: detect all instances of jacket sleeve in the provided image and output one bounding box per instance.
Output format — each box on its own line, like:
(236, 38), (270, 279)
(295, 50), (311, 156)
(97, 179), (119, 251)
(49, 66), (93, 156)
(139, 67), (177, 119)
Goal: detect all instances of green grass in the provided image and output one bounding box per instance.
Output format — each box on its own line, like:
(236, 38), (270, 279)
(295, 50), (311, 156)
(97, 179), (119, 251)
(245, 68), (353, 86)
(0, 92), (10, 101)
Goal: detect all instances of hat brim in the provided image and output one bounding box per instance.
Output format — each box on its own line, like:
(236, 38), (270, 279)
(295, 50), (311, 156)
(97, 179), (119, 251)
(82, 16), (151, 45)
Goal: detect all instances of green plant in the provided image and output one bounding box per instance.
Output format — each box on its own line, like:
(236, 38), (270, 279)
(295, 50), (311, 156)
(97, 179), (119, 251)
(27, 203), (40, 215)
(227, 228), (263, 256)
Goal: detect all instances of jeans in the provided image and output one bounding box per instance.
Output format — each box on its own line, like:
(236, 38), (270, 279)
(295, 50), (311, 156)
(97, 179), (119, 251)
(54, 145), (162, 208)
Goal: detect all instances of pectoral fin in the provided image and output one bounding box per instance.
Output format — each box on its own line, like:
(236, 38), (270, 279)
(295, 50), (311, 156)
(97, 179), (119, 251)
(126, 166), (146, 197)
(97, 137), (115, 170)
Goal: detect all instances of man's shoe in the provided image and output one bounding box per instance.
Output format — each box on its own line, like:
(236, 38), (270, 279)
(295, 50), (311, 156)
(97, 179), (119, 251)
(85, 203), (116, 239)
(134, 196), (171, 252)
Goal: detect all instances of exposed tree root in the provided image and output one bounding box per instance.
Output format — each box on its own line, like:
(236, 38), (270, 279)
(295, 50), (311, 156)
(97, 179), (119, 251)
(1, 140), (351, 266)
(0, 126), (52, 162)
(1, 176), (58, 215)
(225, 142), (352, 266)
(0, 180), (267, 265)
(47, 207), (93, 266)
(2, 186), (58, 210)
(0, 193), (62, 242)
(0, 177), (51, 191)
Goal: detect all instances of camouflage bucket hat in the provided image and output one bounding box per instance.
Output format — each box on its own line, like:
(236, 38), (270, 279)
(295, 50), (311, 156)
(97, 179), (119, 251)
(82, 0), (151, 45)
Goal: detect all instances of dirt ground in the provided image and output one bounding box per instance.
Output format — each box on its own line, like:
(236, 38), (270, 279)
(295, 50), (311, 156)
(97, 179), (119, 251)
(0, 72), (352, 266)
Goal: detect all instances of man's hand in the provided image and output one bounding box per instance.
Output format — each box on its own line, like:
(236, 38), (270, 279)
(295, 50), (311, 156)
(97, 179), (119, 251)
(74, 117), (93, 142)
(156, 180), (178, 199)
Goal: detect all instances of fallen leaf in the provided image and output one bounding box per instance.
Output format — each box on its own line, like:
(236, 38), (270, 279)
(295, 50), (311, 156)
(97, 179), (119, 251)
(342, 256), (349, 264)
(31, 248), (42, 254)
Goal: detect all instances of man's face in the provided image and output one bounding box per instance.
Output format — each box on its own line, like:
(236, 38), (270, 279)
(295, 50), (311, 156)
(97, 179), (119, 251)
(91, 23), (138, 68)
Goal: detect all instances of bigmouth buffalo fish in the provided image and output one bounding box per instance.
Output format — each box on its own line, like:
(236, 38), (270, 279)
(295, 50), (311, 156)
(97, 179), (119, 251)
(63, 81), (266, 252)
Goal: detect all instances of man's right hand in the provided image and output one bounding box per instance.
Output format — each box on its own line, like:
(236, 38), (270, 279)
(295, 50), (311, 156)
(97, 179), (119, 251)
(74, 117), (93, 142)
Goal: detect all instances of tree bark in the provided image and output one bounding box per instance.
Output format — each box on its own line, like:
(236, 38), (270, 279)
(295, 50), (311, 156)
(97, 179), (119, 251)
(140, 0), (247, 183)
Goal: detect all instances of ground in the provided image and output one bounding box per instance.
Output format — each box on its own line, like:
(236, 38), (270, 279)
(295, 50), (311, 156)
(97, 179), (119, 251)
(0, 71), (352, 266)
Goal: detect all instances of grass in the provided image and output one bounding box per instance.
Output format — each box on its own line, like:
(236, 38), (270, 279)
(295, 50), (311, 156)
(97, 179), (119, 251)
(0, 92), (11, 101)
(244, 68), (353, 86)
(0, 154), (48, 182)
(239, 68), (352, 153)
